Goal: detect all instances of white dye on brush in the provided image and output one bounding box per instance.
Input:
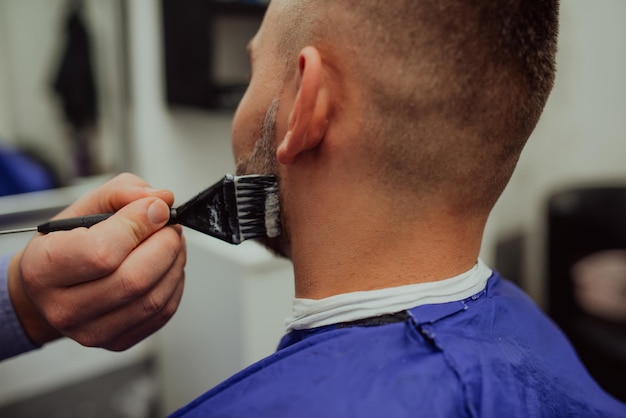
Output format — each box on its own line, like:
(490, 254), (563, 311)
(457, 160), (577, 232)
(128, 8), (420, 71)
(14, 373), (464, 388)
(264, 182), (281, 238)
(233, 174), (281, 243)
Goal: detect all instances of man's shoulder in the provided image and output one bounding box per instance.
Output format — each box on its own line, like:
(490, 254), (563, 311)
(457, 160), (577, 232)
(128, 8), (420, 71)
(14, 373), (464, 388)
(170, 276), (626, 417)
(415, 273), (626, 417)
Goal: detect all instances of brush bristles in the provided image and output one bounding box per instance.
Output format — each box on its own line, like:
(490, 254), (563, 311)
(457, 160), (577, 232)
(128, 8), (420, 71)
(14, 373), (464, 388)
(233, 175), (281, 243)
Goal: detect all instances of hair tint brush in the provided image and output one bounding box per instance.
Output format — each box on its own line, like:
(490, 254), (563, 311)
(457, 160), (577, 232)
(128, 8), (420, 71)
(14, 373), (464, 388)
(0, 174), (281, 245)
(171, 174), (280, 244)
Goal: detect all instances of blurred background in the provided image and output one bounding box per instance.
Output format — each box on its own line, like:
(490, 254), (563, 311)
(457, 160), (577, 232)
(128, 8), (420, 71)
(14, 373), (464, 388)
(0, 0), (624, 416)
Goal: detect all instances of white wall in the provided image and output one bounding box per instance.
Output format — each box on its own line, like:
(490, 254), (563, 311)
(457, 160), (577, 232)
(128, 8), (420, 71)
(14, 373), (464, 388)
(127, 0), (237, 204)
(483, 0), (626, 305)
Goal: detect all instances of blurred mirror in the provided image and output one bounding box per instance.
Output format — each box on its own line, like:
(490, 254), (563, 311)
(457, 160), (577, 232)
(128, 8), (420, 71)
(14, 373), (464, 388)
(0, 0), (129, 195)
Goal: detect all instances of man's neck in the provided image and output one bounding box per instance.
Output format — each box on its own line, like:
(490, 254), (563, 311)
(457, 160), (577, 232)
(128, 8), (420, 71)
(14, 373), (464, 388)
(287, 186), (486, 300)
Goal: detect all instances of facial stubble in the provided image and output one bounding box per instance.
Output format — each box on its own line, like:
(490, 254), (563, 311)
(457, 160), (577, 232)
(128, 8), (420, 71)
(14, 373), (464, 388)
(235, 99), (290, 258)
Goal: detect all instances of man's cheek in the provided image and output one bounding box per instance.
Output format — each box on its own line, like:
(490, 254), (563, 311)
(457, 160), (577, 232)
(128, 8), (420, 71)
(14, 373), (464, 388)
(231, 120), (256, 163)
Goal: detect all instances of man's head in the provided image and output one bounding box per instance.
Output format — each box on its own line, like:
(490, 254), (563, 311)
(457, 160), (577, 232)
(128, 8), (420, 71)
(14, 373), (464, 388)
(232, 0), (559, 259)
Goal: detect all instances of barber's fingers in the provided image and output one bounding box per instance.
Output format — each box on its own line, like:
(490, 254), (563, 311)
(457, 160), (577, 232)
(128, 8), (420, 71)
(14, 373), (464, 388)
(56, 239), (186, 349)
(72, 267), (185, 351)
(58, 172), (174, 219)
(106, 279), (185, 352)
(22, 197), (175, 288)
(42, 224), (185, 324)
(101, 224), (186, 311)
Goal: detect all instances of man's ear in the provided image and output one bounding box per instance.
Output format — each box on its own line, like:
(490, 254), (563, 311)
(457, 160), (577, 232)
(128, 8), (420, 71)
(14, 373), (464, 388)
(277, 46), (330, 165)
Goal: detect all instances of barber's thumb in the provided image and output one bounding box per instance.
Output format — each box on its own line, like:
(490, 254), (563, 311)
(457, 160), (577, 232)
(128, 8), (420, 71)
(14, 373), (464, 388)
(147, 199), (170, 227)
(147, 199), (171, 226)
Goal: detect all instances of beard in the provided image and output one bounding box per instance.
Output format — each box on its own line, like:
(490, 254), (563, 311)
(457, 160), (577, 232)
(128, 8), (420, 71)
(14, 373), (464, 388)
(235, 99), (291, 259)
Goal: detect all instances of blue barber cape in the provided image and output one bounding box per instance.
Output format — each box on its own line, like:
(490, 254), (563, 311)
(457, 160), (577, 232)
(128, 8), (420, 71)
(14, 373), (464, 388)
(170, 273), (626, 417)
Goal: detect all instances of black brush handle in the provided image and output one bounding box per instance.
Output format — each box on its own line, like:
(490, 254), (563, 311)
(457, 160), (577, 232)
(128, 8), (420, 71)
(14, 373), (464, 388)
(37, 213), (115, 233)
(37, 209), (178, 234)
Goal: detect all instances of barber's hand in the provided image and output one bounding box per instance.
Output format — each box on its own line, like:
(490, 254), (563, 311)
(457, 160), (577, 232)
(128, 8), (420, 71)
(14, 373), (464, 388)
(8, 173), (186, 351)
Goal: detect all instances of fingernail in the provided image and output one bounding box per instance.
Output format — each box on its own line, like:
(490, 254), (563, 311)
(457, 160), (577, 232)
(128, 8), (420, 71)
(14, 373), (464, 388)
(148, 200), (170, 225)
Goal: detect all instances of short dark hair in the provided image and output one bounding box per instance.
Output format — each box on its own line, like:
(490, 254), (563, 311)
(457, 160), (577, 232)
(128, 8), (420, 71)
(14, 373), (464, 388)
(279, 0), (559, 213)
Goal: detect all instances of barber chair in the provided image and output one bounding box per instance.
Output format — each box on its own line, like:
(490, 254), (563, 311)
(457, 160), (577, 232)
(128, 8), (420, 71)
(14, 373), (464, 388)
(546, 185), (626, 401)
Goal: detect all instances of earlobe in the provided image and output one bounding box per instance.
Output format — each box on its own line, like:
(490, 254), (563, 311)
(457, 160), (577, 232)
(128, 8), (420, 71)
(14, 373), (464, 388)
(277, 46), (330, 165)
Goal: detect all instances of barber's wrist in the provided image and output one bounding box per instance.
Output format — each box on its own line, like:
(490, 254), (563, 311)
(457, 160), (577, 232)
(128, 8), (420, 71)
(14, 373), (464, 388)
(8, 252), (62, 346)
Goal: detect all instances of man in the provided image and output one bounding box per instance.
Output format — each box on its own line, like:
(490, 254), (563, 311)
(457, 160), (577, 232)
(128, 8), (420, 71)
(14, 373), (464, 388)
(171, 0), (625, 417)
(1, 173), (186, 358)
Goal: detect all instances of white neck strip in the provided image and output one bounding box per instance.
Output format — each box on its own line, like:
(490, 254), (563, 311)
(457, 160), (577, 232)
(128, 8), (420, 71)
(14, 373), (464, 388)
(285, 260), (492, 332)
